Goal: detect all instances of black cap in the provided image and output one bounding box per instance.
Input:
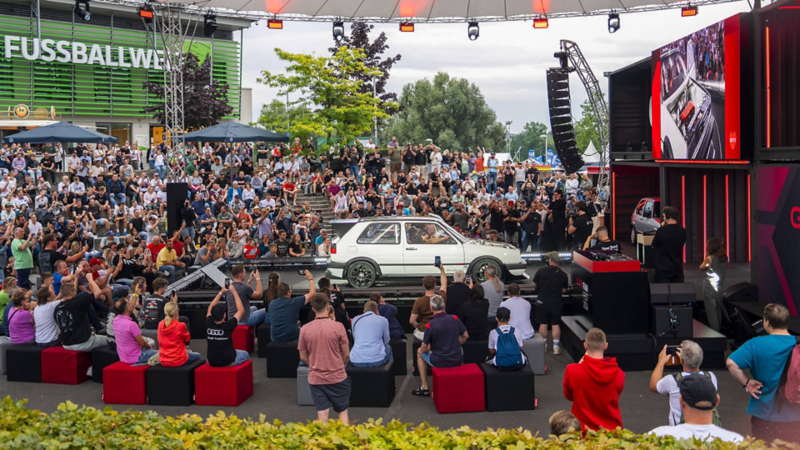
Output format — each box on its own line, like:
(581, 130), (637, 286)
(211, 304), (227, 321)
(679, 374), (718, 410)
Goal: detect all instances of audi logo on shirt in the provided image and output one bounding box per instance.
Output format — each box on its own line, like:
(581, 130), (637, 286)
(207, 329), (226, 337)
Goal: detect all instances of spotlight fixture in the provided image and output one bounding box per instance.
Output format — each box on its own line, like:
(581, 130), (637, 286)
(267, 19), (283, 29)
(74, 0), (91, 21)
(607, 13), (620, 34)
(332, 21), (345, 42)
(399, 22), (415, 32)
(681, 5), (699, 16)
(533, 18), (549, 29)
(203, 11), (217, 37)
(138, 3), (154, 23)
(467, 21), (479, 41)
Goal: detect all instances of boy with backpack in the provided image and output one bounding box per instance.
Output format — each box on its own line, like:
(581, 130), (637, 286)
(487, 307), (526, 370)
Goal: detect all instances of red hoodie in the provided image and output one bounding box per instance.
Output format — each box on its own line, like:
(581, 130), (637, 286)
(158, 318), (191, 367)
(563, 355), (625, 432)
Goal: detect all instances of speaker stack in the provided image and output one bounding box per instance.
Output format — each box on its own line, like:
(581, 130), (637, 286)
(547, 69), (585, 174)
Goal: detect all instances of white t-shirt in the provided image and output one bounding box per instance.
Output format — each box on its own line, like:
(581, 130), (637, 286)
(487, 325), (526, 366)
(498, 297), (535, 340)
(33, 300), (61, 344)
(656, 371), (718, 426)
(649, 424), (743, 443)
(27, 222), (43, 236)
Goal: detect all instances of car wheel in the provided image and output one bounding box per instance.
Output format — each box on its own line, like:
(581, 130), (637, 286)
(663, 137), (673, 159)
(631, 225), (637, 244)
(346, 261), (377, 289)
(470, 259), (503, 284)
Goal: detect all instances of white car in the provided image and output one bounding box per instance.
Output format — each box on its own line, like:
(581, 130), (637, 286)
(326, 216), (528, 288)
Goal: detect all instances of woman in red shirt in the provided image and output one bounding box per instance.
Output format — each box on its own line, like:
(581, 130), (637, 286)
(157, 302), (201, 367)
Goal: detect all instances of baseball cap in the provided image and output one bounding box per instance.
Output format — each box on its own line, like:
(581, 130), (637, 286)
(211, 303), (227, 321)
(507, 200), (514, 206)
(546, 251), (561, 264)
(679, 374), (718, 410)
(106, 231), (114, 236)
(89, 257), (105, 266)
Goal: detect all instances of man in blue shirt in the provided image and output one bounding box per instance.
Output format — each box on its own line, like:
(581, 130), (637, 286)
(412, 295), (468, 397)
(267, 271), (316, 342)
(191, 192), (206, 217)
(727, 303), (800, 442)
(349, 301), (391, 368)
(371, 293), (405, 341)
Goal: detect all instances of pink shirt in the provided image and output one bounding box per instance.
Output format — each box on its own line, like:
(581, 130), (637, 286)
(113, 314), (142, 364)
(8, 308), (35, 344)
(298, 318), (348, 385)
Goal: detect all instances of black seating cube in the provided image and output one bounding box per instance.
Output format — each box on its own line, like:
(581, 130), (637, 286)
(91, 345), (120, 383)
(6, 345), (43, 383)
(346, 361), (395, 407)
(411, 338), (422, 376)
(462, 340), (490, 365)
(389, 339), (407, 376)
(146, 359), (205, 406)
(479, 362), (536, 412)
(257, 323), (272, 358)
(265, 341), (300, 378)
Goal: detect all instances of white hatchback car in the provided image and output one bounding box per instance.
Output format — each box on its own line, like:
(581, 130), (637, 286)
(326, 216), (528, 288)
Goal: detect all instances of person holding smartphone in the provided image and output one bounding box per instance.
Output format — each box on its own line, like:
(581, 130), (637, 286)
(225, 265), (266, 327)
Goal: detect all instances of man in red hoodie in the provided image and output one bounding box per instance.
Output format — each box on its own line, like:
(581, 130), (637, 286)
(563, 327), (625, 432)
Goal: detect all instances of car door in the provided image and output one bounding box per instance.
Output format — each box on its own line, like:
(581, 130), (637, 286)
(353, 222), (404, 276)
(403, 222), (465, 276)
(633, 200), (646, 226)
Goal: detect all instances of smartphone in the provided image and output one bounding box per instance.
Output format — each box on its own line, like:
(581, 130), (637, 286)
(298, 269), (306, 276)
(138, 279), (144, 290)
(68, 267), (74, 275)
(666, 346), (681, 366)
(434, 256), (441, 268)
(465, 275), (471, 284)
(666, 345), (679, 356)
(224, 279), (231, 289)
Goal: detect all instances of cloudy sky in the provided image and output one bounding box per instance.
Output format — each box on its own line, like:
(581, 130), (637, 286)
(239, 2), (750, 134)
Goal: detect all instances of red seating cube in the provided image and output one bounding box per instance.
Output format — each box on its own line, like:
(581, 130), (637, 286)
(103, 362), (149, 405)
(232, 325), (255, 354)
(194, 360), (253, 406)
(41, 346), (92, 385)
(432, 363), (486, 414)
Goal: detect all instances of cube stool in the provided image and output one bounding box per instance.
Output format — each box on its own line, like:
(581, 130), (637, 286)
(42, 346), (92, 385)
(146, 359), (205, 406)
(297, 365), (314, 406)
(462, 339), (490, 365)
(194, 360), (253, 406)
(232, 325), (255, 354)
(6, 345), (42, 382)
(346, 361), (395, 407)
(256, 323), (271, 358)
(522, 334), (547, 375)
(265, 341), (300, 378)
(431, 363), (485, 414)
(389, 339), (407, 376)
(0, 336), (10, 375)
(103, 362), (149, 405)
(91, 345), (120, 383)
(411, 338), (422, 376)
(479, 362), (536, 411)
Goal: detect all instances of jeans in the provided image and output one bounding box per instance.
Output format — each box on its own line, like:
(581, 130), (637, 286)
(181, 226), (195, 242)
(115, 278), (134, 287)
(137, 349), (159, 364)
(95, 218), (108, 227)
(111, 193), (125, 206)
(16, 268), (32, 289)
(349, 165), (359, 179)
(27, 169), (42, 180)
(351, 344), (393, 368)
(183, 351), (202, 366)
(155, 165), (167, 179)
(520, 231), (538, 253)
(487, 171), (497, 193)
(148, 160), (156, 170)
(517, 181), (524, 192)
(233, 349), (250, 366)
(242, 307), (267, 326)
(160, 265), (177, 284)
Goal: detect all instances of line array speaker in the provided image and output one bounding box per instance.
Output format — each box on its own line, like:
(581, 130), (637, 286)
(547, 69), (584, 174)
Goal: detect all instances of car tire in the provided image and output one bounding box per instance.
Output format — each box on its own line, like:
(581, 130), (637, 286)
(346, 260), (377, 289)
(631, 225), (637, 244)
(663, 137), (673, 159)
(470, 259), (503, 284)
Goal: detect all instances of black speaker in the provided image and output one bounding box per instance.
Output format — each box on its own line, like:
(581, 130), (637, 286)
(652, 306), (693, 338)
(166, 182), (189, 236)
(669, 283), (697, 304)
(650, 284), (669, 304)
(546, 68), (584, 174)
(723, 282), (759, 303)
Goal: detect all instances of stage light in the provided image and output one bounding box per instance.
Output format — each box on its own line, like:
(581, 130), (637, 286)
(267, 19), (283, 29)
(138, 3), (154, 23)
(608, 13), (620, 33)
(467, 22), (479, 41)
(681, 5), (699, 16)
(533, 18), (549, 29)
(399, 22), (415, 32)
(203, 11), (217, 37)
(332, 21), (345, 42)
(74, 0), (91, 21)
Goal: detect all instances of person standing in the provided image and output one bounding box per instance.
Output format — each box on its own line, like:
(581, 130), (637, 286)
(268, 271), (316, 342)
(700, 238), (728, 332)
(445, 270), (471, 315)
(298, 293), (351, 424)
(11, 225), (35, 289)
(480, 265), (504, 319)
(726, 303), (800, 442)
(650, 341), (719, 426)
(533, 251), (569, 354)
(410, 265), (447, 341)
(652, 206), (687, 283)
(548, 190), (567, 251)
(567, 201), (593, 251)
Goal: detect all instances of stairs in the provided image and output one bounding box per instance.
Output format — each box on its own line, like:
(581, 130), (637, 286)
(295, 191), (338, 236)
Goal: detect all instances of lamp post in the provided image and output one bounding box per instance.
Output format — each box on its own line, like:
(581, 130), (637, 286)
(540, 134), (548, 163)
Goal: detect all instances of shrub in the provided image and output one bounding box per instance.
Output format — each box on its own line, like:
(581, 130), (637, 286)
(0, 396), (787, 449)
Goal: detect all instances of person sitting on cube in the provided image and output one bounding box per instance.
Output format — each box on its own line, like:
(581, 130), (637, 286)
(486, 306), (525, 370)
(206, 284), (250, 367)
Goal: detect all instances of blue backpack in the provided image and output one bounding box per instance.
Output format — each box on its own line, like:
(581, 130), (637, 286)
(495, 326), (524, 370)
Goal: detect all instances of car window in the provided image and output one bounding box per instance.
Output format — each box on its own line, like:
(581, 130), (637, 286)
(635, 201), (646, 216)
(643, 201), (653, 218)
(407, 223), (456, 245)
(356, 223), (400, 245)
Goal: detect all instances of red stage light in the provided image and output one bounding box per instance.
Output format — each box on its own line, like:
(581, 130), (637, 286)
(399, 23), (415, 32)
(533, 18), (549, 29)
(138, 5), (154, 21)
(681, 5), (699, 17)
(655, 159), (749, 165)
(268, 19), (283, 29)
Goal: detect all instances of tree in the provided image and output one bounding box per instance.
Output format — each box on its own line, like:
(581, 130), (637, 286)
(256, 46), (395, 151)
(510, 121), (555, 160)
(330, 22), (402, 119)
(144, 52), (233, 130)
(574, 99), (605, 155)
(253, 99), (312, 136)
(380, 73), (506, 153)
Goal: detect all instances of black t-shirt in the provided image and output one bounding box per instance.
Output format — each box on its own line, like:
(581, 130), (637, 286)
(571, 214), (594, 248)
(445, 283), (471, 315)
(289, 242), (303, 256)
(550, 199), (566, 223)
(504, 209), (521, 233)
(130, 217), (144, 233)
(142, 294), (167, 330)
(456, 300), (490, 341)
(55, 292), (94, 346)
(591, 239), (623, 253)
(652, 224), (687, 274)
(533, 265), (569, 307)
(275, 239), (290, 258)
(113, 254), (144, 279)
(522, 210), (542, 235)
(526, 167), (539, 184)
(39, 249), (67, 275)
(489, 210), (504, 233)
(206, 316), (238, 367)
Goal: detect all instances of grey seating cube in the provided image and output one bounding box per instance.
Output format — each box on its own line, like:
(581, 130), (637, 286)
(522, 334), (547, 375)
(0, 336), (10, 375)
(297, 365), (314, 406)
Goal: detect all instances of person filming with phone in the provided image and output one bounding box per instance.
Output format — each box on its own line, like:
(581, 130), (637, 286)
(225, 265), (266, 327)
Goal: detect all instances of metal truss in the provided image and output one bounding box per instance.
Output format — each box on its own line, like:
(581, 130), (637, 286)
(559, 40), (610, 209)
(156, 5), (186, 178)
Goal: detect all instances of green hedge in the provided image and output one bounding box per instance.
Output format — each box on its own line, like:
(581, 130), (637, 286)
(0, 397), (779, 449)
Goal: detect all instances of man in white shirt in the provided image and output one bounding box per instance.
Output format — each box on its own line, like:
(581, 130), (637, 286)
(649, 374), (743, 443)
(69, 177), (86, 195)
(650, 340), (718, 426)
(498, 283), (535, 340)
(67, 151), (80, 173)
(27, 215), (43, 236)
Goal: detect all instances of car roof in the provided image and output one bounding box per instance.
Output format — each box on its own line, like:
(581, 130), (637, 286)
(331, 216), (446, 236)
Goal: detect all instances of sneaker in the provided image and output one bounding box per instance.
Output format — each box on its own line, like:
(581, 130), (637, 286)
(86, 367), (93, 377)
(147, 353), (160, 366)
(554, 347), (562, 355)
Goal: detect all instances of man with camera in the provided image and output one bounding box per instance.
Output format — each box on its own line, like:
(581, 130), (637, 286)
(650, 341), (719, 426)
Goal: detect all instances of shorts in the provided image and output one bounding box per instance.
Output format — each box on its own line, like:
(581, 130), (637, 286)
(310, 378), (351, 412)
(419, 351), (437, 368)
(534, 304), (562, 326)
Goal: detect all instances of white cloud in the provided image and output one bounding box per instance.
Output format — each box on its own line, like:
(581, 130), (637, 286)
(240, 2), (750, 134)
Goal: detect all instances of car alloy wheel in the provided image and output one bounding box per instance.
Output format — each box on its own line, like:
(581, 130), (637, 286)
(471, 259), (502, 284)
(347, 261), (376, 288)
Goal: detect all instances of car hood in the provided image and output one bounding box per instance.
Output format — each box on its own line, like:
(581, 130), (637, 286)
(470, 239), (516, 251)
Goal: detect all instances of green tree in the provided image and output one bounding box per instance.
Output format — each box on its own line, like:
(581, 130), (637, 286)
(253, 99), (312, 136)
(574, 99), (605, 155)
(510, 121), (555, 160)
(380, 72), (506, 153)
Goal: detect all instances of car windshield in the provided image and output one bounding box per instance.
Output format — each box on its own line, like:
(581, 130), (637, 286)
(661, 51), (687, 100)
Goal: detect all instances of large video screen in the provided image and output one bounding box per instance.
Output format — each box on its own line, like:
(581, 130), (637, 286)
(651, 15), (741, 160)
